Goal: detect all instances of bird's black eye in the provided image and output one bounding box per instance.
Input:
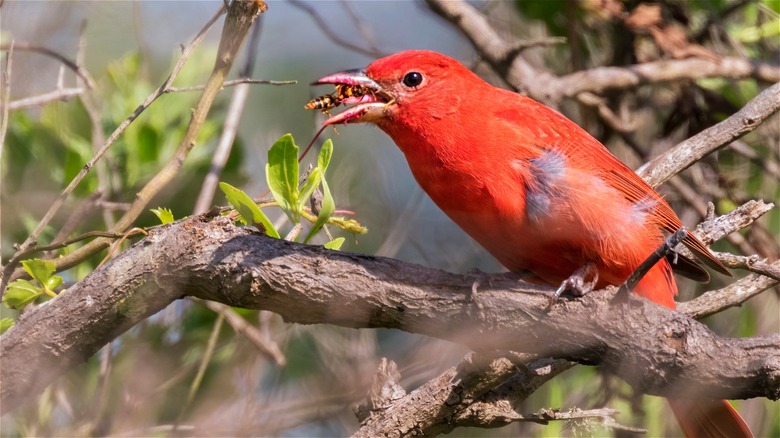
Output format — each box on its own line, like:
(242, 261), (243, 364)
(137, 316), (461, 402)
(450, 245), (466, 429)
(402, 71), (424, 88)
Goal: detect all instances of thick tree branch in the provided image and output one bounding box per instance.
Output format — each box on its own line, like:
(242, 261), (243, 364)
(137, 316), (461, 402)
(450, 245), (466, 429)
(2, 215), (777, 414)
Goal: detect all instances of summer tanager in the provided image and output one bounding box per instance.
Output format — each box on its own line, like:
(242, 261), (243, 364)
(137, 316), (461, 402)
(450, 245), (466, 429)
(309, 50), (751, 437)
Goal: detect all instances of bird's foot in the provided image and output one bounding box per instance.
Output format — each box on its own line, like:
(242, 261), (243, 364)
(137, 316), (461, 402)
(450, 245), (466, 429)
(465, 269), (489, 318)
(550, 263), (599, 306)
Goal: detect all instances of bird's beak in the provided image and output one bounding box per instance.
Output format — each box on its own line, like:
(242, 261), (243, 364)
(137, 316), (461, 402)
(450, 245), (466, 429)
(308, 69), (394, 126)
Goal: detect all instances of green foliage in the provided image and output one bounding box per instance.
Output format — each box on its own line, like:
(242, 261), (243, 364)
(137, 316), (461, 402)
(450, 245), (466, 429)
(2, 280), (40, 310)
(221, 135), (362, 244)
(303, 140), (335, 243)
(324, 237), (345, 250)
(0, 317), (14, 334)
(266, 134), (302, 221)
(219, 182), (280, 238)
(150, 207), (175, 224)
(3, 259), (63, 310)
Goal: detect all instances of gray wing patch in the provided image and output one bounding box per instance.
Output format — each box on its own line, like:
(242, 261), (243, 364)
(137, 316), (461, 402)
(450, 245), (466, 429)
(524, 151), (566, 222)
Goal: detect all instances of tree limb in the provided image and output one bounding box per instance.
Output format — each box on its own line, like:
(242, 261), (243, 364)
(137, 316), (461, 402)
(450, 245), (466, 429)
(2, 215), (777, 414)
(424, 0), (780, 105)
(638, 82), (780, 187)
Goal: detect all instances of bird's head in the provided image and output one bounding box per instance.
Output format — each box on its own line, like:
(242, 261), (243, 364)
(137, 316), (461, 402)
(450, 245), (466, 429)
(310, 50), (480, 129)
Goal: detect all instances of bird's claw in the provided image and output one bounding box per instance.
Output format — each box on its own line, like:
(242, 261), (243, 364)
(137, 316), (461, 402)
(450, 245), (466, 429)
(549, 263), (599, 307)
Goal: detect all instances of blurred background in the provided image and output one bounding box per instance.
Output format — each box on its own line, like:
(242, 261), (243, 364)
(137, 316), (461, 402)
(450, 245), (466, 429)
(1, 0), (778, 436)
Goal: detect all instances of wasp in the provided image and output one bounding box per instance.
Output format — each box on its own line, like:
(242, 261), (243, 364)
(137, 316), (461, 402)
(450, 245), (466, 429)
(305, 93), (339, 112)
(305, 84), (368, 113)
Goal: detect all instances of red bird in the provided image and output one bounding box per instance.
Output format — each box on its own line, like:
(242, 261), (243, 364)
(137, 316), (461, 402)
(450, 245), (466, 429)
(310, 50), (751, 437)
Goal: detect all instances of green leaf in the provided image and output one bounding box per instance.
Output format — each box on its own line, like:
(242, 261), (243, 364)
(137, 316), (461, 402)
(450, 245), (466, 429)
(318, 139), (333, 173)
(299, 167), (322, 208)
(265, 134), (300, 221)
(22, 259), (56, 287)
(151, 207), (175, 224)
(0, 318), (14, 335)
(324, 237), (345, 250)
(303, 178), (335, 243)
(219, 182), (280, 238)
(45, 275), (64, 291)
(3, 279), (41, 310)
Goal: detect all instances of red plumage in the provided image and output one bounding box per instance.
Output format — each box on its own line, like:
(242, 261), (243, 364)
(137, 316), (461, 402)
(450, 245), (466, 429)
(313, 50), (750, 437)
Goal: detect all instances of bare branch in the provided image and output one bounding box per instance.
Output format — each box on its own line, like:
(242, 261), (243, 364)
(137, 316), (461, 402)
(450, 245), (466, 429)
(164, 78), (295, 94)
(288, 0), (384, 58)
(196, 298), (286, 366)
(557, 58), (780, 98)
(0, 42), (97, 89)
(693, 199), (774, 246)
(354, 353), (541, 437)
(3, 1), (267, 291)
(2, 216), (777, 414)
(638, 82), (780, 187)
(1, 5), (226, 286)
(0, 41), (12, 266)
(678, 261), (780, 319)
(713, 252), (780, 282)
(7, 87), (85, 110)
(193, 23), (267, 215)
(424, 0), (779, 105)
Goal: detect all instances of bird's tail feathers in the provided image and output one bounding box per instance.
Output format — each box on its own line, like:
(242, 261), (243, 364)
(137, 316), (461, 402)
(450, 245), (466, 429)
(668, 398), (752, 438)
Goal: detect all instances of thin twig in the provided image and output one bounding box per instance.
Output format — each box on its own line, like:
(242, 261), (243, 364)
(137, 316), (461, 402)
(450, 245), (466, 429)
(638, 82), (780, 187)
(0, 42), (96, 89)
(0, 41), (12, 267)
(288, 0), (383, 58)
(339, 0), (383, 55)
(164, 78), (295, 94)
(11, 6), (223, 256)
(0, 5), (228, 294)
(15, 230), (139, 261)
(88, 344), (113, 436)
(667, 176), (759, 256)
(693, 199), (774, 246)
(8, 87), (85, 110)
(97, 228), (148, 268)
(193, 22), (266, 214)
(176, 312), (224, 424)
(711, 252), (780, 282)
(77, 19), (114, 230)
(728, 140), (780, 181)
(198, 299), (286, 366)
(679, 259), (780, 319)
(577, 91), (639, 133)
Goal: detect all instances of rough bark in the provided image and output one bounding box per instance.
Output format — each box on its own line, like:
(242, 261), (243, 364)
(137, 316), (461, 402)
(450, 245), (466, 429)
(1, 216), (778, 414)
